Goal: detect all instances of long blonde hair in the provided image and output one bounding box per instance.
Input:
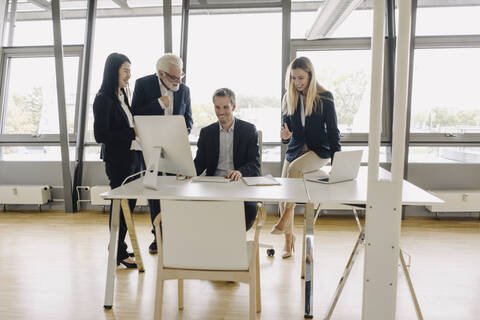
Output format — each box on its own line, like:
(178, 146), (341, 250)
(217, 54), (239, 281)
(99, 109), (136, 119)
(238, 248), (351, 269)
(283, 56), (330, 116)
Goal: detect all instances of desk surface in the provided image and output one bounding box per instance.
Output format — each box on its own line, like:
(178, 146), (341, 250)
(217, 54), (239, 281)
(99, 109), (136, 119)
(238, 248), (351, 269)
(104, 167), (442, 207)
(103, 176), (309, 203)
(304, 167), (443, 206)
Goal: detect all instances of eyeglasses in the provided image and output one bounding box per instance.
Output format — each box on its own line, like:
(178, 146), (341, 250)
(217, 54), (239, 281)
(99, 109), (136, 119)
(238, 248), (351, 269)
(162, 71), (185, 83)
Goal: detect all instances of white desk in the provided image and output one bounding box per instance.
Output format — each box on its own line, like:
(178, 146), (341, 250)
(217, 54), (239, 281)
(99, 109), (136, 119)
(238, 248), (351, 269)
(302, 167), (442, 318)
(102, 169), (443, 319)
(102, 177), (308, 309)
(304, 167), (441, 206)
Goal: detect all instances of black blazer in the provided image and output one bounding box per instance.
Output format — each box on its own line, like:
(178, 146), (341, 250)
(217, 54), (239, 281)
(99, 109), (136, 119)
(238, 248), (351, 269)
(131, 74), (193, 133)
(194, 118), (260, 177)
(93, 92), (136, 162)
(282, 91), (341, 162)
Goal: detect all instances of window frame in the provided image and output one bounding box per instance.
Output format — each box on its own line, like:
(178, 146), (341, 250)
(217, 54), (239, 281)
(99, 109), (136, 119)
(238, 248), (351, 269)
(0, 45), (84, 145)
(410, 34), (480, 145)
(185, 8), (284, 151)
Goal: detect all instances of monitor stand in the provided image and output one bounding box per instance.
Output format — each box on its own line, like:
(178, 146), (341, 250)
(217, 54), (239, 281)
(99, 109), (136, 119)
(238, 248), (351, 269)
(143, 146), (164, 190)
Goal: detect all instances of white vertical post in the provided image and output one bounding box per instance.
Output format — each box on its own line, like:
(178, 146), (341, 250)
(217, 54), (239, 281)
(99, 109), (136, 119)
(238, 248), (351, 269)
(7, 0), (17, 46)
(391, 0), (413, 184)
(362, 0), (412, 319)
(0, 1), (8, 45)
(366, 0), (385, 183)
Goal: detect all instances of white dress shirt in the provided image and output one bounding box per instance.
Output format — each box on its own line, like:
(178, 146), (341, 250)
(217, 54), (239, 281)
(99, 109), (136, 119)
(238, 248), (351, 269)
(214, 119), (235, 177)
(300, 94), (306, 128)
(118, 90), (142, 151)
(157, 76), (174, 116)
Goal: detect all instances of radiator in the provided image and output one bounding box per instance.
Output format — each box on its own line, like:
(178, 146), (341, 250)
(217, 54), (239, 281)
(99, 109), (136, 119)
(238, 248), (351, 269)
(0, 185), (51, 205)
(90, 186), (148, 206)
(425, 190), (480, 213)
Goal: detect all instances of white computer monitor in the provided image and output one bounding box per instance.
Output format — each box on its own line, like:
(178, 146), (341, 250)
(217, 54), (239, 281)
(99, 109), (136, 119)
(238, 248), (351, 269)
(134, 115), (196, 189)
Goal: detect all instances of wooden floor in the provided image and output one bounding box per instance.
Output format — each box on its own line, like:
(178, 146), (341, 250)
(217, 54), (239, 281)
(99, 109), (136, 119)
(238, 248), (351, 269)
(0, 210), (479, 320)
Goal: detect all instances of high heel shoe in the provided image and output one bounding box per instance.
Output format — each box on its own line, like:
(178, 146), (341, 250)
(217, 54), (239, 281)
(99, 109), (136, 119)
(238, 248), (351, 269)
(282, 234), (296, 259)
(271, 223), (285, 235)
(271, 209), (294, 235)
(117, 257), (137, 269)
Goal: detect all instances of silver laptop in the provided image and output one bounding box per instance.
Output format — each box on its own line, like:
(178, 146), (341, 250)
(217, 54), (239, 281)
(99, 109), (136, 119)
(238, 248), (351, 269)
(307, 150), (363, 184)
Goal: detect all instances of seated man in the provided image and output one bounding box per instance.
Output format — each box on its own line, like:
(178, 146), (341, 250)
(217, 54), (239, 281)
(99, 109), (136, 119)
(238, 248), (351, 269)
(194, 88), (260, 230)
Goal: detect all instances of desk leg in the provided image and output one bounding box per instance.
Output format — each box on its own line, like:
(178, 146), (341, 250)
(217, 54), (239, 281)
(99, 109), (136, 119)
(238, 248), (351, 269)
(324, 230), (365, 319)
(304, 202), (315, 319)
(400, 250), (424, 320)
(121, 199), (145, 272)
(301, 222), (306, 279)
(104, 199), (120, 308)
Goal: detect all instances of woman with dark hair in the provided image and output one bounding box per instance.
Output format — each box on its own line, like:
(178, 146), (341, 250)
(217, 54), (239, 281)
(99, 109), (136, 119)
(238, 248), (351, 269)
(93, 53), (141, 268)
(271, 56), (341, 258)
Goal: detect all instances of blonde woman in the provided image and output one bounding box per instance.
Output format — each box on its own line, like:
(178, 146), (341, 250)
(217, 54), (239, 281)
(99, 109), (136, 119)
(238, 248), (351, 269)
(271, 56), (341, 258)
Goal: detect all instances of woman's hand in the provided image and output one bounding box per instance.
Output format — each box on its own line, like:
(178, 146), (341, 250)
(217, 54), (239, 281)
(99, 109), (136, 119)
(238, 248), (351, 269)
(281, 123), (292, 140)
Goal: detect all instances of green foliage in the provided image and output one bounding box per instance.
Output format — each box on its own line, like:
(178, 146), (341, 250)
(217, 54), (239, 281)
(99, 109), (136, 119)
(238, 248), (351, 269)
(5, 87), (43, 134)
(191, 94), (280, 129)
(318, 67), (368, 126)
(413, 106), (480, 130)
(236, 94), (279, 109)
(191, 102), (217, 129)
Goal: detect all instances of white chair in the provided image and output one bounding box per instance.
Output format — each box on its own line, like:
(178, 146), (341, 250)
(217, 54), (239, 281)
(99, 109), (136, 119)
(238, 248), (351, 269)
(153, 200), (266, 320)
(257, 130), (263, 175)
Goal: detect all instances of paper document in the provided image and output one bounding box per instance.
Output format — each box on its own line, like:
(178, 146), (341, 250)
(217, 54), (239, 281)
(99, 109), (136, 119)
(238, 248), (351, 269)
(191, 176), (231, 183)
(242, 175), (280, 186)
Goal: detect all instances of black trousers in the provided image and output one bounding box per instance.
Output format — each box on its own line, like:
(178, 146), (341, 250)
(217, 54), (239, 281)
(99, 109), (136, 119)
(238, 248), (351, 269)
(244, 201), (258, 231)
(104, 150), (141, 261)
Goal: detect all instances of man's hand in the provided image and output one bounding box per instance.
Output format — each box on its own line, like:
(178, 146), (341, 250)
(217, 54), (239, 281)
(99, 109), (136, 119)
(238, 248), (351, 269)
(281, 123), (292, 140)
(134, 127), (139, 137)
(226, 170), (242, 181)
(159, 96), (170, 108)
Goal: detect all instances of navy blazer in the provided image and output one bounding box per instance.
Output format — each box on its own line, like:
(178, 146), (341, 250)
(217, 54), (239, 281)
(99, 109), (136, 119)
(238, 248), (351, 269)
(194, 118), (260, 177)
(93, 92), (136, 162)
(282, 92), (341, 162)
(131, 74), (193, 133)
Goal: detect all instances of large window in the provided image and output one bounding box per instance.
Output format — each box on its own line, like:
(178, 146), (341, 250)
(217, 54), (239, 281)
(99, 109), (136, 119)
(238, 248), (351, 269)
(185, 12), (282, 160)
(411, 48), (480, 135)
(0, 146), (76, 161)
(296, 49), (372, 134)
(2, 56), (80, 135)
(415, 6), (480, 36)
(291, 8), (372, 39)
(409, 147), (480, 163)
(408, 5), (480, 162)
(85, 15), (182, 144)
(10, 19), (86, 46)
(291, 36), (375, 143)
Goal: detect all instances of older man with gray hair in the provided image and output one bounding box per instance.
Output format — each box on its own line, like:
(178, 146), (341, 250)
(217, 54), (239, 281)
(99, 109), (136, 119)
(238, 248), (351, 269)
(132, 53), (193, 254)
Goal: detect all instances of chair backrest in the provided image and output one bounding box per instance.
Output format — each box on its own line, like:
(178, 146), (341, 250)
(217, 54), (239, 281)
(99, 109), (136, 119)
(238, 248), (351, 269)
(257, 130), (263, 175)
(160, 200), (249, 270)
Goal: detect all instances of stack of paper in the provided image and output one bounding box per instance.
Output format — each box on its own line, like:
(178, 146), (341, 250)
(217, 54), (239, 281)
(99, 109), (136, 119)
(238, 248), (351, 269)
(191, 176), (231, 183)
(242, 175), (280, 186)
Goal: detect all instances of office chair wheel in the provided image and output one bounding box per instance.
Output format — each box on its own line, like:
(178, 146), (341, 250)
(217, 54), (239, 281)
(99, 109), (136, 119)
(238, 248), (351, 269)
(267, 248), (275, 256)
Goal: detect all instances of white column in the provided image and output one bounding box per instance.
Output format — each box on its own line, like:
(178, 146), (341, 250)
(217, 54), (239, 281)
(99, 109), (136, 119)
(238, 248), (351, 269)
(362, 0), (412, 319)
